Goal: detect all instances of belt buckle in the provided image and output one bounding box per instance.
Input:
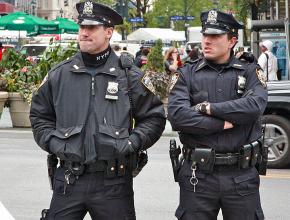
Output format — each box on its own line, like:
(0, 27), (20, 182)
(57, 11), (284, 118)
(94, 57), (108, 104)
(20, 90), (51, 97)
(225, 153), (234, 165)
(69, 162), (85, 176)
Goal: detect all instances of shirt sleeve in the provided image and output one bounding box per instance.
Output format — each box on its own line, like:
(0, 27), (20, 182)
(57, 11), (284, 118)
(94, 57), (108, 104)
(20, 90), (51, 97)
(30, 74), (56, 152)
(168, 66), (225, 135)
(128, 66), (166, 151)
(210, 63), (268, 125)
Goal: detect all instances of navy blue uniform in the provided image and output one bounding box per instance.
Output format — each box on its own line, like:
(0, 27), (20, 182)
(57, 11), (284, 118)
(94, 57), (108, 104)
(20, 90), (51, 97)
(168, 56), (267, 220)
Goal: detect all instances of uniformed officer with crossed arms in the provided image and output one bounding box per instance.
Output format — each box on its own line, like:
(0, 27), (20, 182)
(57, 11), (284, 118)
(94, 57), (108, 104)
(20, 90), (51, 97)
(30, 1), (166, 219)
(168, 10), (267, 220)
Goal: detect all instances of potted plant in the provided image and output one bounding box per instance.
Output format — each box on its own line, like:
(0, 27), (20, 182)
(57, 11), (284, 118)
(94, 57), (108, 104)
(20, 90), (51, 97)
(0, 48), (39, 127)
(0, 40), (78, 127)
(141, 39), (172, 114)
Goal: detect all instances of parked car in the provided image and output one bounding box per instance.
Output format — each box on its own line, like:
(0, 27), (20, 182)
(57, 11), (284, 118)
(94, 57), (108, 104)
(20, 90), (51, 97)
(19, 43), (49, 62)
(263, 80), (290, 168)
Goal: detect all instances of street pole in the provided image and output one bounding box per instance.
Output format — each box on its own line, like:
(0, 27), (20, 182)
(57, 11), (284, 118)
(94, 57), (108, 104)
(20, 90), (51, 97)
(184, 0), (188, 42)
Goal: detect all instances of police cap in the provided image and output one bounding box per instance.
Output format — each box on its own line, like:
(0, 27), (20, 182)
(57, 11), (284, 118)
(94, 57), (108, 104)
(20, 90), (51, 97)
(200, 10), (243, 36)
(76, 1), (123, 26)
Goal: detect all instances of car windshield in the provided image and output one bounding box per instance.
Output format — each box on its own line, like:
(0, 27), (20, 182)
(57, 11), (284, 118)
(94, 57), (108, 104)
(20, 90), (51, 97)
(20, 45), (47, 57)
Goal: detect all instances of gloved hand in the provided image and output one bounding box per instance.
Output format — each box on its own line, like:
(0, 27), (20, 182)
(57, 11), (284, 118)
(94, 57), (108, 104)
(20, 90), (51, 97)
(115, 139), (137, 157)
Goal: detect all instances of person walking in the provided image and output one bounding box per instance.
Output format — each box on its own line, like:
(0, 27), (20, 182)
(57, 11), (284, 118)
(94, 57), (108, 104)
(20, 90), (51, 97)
(168, 9), (267, 220)
(258, 40), (278, 81)
(30, 1), (166, 220)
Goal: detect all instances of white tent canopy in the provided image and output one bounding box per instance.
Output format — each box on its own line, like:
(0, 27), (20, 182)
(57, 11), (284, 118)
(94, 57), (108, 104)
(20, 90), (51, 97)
(127, 28), (185, 42)
(111, 31), (122, 42)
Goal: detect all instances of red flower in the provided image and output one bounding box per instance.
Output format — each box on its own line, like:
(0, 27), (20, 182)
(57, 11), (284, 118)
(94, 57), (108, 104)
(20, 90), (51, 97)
(21, 67), (28, 73)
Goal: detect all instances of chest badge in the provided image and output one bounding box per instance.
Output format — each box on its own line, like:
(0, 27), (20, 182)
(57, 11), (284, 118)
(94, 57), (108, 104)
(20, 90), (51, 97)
(105, 82), (119, 100)
(237, 75), (246, 96)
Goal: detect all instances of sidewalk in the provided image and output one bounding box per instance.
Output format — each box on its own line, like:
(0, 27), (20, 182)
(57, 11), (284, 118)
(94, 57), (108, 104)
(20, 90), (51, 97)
(0, 107), (177, 136)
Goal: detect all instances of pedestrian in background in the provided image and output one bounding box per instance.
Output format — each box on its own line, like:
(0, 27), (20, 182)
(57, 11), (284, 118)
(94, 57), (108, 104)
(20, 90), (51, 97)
(0, 42), (3, 61)
(258, 40), (278, 81)
(30, 1), (166, 219)
(164, 47), (182, 74)
(168, 9), (267, 220)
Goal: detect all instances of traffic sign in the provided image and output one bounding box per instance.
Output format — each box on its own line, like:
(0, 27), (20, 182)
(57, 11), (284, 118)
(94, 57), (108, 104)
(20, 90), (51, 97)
(128, 17), (144, 23)
(170, 16), (184, 21)
(185, 16), (195, 20)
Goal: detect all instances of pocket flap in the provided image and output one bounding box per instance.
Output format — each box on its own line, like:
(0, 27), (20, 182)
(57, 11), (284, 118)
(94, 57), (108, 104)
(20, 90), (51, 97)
(52, 125), (83, 139)
(234, 170), (257, 183)
(99, 124), (129, 138)
(175, 206), (185, 219)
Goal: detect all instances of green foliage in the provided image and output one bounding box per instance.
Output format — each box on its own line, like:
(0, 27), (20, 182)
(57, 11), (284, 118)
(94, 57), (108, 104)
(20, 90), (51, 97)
(142, 39), (171, 99)
(144, 39), (164, 73)
(0, 42), (78, 103)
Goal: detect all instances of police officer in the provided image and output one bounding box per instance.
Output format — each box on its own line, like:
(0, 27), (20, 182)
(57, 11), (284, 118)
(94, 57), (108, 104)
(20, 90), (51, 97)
(168, 10), (267, 220)
(30, 1), (166, 219)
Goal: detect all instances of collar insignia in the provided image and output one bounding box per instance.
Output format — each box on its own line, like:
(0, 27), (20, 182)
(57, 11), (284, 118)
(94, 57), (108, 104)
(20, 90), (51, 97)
(233, 64), (242, 67)
(110, 68), (116, 72)
(83, 1), (93, 15)
(198, 61), (205, 69)
(207, 10), (217, 24)
(73, 65), (79, 70)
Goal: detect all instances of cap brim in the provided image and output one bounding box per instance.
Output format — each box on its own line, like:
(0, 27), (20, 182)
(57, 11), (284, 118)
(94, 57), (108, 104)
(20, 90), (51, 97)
(78, 19), (104, 26)
(201, 28), (228, 35)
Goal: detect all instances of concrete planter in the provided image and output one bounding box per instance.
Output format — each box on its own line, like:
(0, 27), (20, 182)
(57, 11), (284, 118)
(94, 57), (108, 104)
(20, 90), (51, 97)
(0, 91), (8, 119)
(8, 92), (31, 128)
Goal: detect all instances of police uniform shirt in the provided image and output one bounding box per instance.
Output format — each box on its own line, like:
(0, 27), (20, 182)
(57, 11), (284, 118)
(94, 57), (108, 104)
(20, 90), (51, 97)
(168, 56), (268, 153)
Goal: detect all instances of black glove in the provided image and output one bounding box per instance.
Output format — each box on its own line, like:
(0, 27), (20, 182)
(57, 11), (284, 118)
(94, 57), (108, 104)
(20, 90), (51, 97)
(115, 139), (137, 157)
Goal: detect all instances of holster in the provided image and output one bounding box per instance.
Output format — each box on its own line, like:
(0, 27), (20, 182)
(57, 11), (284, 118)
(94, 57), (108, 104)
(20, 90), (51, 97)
(132, 151), (148, 177)
(169, 139), (181, 182)
(239, 144), (252, 169)
(47, 154), (58, 190)
(256, 139), (268, 175)
(191, 148), (215, 173)
(40, 209), (49, 220)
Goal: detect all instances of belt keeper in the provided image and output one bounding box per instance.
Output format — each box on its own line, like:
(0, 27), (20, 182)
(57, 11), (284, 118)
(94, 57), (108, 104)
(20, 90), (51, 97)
(117, 157), (126, 176)
(106, 160), (116, 178)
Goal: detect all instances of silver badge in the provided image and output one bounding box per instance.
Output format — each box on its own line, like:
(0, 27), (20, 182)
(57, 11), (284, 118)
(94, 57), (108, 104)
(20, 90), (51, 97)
(238, 75), (246, 89)
(83, 1), (93, 15)
(107, 82), (118, 94)
(207, 10), (217, 24)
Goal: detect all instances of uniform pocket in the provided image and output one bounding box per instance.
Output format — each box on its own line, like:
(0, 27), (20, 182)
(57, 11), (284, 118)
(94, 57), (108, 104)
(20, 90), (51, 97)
(234, 168), (260, 196)
(97, 124), (129, 160)
(53, 168), (74, 196)
(175, 206), (186, 220)
(49, 125), (84, 161)
(104, 176), (133, 199)
(255, 208), (265, 220)
(178, 161), (207, 192)
(123, 213), (136, 220)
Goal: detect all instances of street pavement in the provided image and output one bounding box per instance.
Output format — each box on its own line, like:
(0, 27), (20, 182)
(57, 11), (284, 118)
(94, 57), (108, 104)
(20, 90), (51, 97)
(1, 108), (290, 220)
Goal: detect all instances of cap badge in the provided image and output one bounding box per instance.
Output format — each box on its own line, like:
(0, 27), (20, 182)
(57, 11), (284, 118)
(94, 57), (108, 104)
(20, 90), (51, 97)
(83, 1), (94, 15)
(207, 10), (217, 24)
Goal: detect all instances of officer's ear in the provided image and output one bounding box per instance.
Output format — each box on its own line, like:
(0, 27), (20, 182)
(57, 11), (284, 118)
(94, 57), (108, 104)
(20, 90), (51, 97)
(104, 26), (114, 40)
(228, 36), (238, 50)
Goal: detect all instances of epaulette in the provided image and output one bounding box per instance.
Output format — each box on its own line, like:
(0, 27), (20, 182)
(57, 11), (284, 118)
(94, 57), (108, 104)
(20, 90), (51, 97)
(49, 56), (74, 73)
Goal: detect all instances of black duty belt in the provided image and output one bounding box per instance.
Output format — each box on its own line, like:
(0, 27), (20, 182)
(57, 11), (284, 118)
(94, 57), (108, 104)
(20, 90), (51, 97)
(214, 153), (240, 165)
(60, 160), (107, 173)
